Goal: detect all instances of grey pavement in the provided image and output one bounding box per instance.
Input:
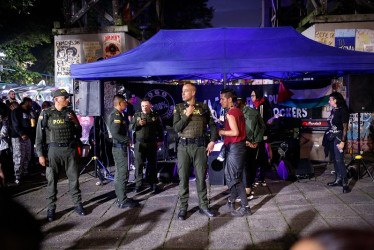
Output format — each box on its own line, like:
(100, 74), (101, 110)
(8, 155), (374, 250)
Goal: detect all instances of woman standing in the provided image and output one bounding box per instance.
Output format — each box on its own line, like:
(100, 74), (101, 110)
(325, 92), (350, 193)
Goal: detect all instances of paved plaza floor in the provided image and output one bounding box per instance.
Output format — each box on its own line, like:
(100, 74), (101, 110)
(7, 155), (374, 250)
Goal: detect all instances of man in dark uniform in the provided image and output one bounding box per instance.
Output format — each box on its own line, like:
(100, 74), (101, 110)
(130, 98), (164, 193)
(108, 94), (138, 208)
(173, 83), (217, 220)
(35, 89), (86, 222)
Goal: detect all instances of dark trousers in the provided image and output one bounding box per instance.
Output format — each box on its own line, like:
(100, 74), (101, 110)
(177, 143), (208, 211)
(134, 141), (158, 187)
(225, 141), (248, 208)
(243, 146), (258, 188)
(46, 147), (81, 210)
(112, 147), (129, 204)
(329, 138), (347, 179)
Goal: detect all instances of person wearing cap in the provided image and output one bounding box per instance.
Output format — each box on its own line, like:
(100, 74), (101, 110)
(35, 89), (86, 222)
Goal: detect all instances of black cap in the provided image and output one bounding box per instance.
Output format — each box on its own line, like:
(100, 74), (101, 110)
(53, 89), (73, 98)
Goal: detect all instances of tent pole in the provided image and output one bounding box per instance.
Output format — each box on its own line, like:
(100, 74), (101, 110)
(223, 73), (227, 88)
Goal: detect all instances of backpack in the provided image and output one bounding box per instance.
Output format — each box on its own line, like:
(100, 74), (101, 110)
(242, 106), (265, 143)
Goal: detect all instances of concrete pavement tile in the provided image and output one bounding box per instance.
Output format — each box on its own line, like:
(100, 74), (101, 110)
(57, 214), (101, 231)
(287, 217), (329, 233)
(278, 204), (317, 219)
(324, 216), (372, 229)
(250, 231), (297, 250)
(73, 229), (125, 249)
(248, 216), (289, 232)
(169, 217), (208, 232)
(118, 231), (167, 249)
(337, 192), (374, 204)
(94, 210), (139, 231)
(164, 230), (208, 249)
(209, 217), (249, 233)
(137, 208), (174, 221)
(209, 231), (252, 249)
(350, 203), (374, 216)
(41, 230), (87, 249)
(304, 195), (343, 204)
(274, 194), (310, 205)
(130, 218), (172, 232)
(313, 204), (358, 217)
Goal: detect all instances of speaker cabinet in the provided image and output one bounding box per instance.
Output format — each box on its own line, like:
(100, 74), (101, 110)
(300, 132), (328, 162)
(349, 74), (374, 113)
(208, 152), (225, 185)
(295, 158), (314, 178)
(78, 80), (102, 116)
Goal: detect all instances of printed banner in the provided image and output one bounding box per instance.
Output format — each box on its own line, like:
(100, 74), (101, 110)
(103, 34), (121, 59)
(355, 29), (374, 52)
(335, 29), (355, 50)
(55, 40), (81, 77)
(83, 41), (102, 62)
(315, 31), (335, 46)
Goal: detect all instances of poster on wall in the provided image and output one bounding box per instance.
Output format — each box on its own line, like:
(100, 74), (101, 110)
(355, 29), (374, 52)
(55, 40), (81, 77)
(83, 41), (102, 62)
(335, 29), (355, 50)
(103, 34), (121, 59)
(55, 77), (73, 93)
(315, 31), (335, 46)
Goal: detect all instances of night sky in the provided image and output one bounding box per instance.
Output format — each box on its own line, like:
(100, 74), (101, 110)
(208, 0), (262, 27)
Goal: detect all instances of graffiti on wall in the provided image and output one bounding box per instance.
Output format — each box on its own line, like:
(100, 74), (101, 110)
(55, 40), (81, 77)
(347, 112), (373, 152)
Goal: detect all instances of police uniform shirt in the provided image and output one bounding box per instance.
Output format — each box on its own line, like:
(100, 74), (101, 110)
(108, 108), (131, 145)
(130, 110), (164, 142)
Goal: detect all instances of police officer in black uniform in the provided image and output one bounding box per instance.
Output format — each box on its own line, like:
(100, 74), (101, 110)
(35, 89), (85, 222)
(173, 83), (217, 220)
(130, 98), (164, 193)
(108, 94), (138, 208)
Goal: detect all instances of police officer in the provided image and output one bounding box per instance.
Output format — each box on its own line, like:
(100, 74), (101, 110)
(108, 94), (138, 208)
(130, 98), (164, 193)
(35, 89), (85, 222)
(173, 83), (217, 220)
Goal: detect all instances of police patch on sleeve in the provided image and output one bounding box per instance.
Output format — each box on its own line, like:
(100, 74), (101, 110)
(114, 119), (121, 123)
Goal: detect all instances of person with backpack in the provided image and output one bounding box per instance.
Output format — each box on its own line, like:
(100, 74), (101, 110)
(236, 97), (266, 200)
(250, 88), (274, 187)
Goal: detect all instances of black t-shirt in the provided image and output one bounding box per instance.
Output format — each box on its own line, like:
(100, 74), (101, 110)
(328, 108), (349, 131)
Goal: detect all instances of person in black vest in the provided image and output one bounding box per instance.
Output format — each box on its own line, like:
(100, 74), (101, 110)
(35, 89), (86, 222)
(130, 98), (164, 193)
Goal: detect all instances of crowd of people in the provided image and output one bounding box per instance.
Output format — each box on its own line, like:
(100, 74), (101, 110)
(0, 89), (53, 187)
(0, 86), (353, 222)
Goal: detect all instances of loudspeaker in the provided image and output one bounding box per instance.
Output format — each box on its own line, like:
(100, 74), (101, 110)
(207, 152), (225, 185)
(300, 132), (328, 162)
(295, 158), (314, 178)
(78, 80), (103, 116)
(349, 74), (374, 112)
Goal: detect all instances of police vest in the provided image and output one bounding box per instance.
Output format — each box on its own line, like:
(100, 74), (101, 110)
(45, 108), (76, 143)
(177, 102), (208, 138)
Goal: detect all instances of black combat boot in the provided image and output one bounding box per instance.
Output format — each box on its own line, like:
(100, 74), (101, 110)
(327, 175), (342, 186)
(231, 206), (251, 217)
(342, 178), (350, 193)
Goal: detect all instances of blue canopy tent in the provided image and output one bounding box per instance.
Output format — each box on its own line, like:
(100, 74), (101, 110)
(71, 26), (374, 81)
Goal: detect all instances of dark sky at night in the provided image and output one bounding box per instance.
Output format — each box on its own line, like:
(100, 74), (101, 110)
(208, 0), (262, 27)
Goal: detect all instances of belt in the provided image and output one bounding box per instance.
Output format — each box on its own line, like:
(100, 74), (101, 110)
(49, 142), (69, 147)
(179, 136), (205, 146)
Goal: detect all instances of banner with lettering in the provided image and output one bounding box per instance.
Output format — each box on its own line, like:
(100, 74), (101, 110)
(122, 83), (318, 127)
